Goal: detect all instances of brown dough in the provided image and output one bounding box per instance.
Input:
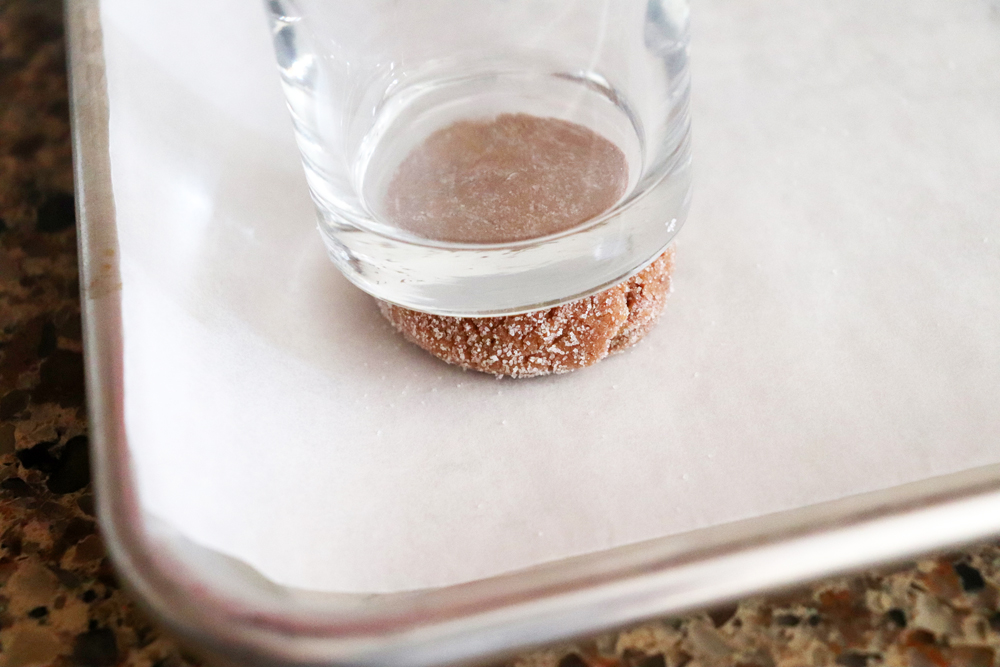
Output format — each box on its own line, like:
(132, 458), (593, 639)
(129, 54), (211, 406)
(384, 113), (629, 243)
(379, 246), (675, 378)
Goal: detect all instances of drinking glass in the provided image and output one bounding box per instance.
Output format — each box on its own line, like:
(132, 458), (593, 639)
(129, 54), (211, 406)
(266, 0), (692, 316)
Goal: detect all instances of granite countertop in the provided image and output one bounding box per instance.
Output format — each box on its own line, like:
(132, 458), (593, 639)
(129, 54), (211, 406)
(2, 2), (1000, 666)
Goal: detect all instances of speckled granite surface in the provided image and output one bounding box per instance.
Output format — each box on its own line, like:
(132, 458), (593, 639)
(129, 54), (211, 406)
(1, 1), (1000, 666)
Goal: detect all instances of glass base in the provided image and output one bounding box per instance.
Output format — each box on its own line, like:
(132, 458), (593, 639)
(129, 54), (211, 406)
(318, 128), (691, 317)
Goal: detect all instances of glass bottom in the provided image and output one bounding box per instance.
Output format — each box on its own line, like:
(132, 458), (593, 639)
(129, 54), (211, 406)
(319, 143), (690, 316)
(311, 70), (692, 316)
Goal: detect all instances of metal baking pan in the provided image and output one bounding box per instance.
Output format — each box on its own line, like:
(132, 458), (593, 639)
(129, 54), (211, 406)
(68, 0), (1000, 664)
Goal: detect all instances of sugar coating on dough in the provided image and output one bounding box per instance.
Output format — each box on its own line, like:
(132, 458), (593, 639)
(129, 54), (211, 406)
(379, 246), (675, 378)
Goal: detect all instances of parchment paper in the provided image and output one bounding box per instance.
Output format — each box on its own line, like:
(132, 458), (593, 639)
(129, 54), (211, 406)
(101, 0), (1000, 592)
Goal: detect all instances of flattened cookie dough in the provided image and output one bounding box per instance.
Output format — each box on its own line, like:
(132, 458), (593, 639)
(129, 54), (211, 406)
(379, 246), (675, 378)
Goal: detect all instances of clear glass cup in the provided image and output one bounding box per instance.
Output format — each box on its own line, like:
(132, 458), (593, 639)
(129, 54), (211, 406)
(266, 0), (692, 316)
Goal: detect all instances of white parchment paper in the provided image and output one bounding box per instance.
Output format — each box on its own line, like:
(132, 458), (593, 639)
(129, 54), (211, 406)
(101, 0), (1000, 592)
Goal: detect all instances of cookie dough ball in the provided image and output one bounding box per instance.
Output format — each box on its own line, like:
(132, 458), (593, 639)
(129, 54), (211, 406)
(379, 246), (675, 378)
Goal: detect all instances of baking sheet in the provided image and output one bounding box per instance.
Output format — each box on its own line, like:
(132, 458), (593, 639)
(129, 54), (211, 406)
(100, 0), (1000, 593)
